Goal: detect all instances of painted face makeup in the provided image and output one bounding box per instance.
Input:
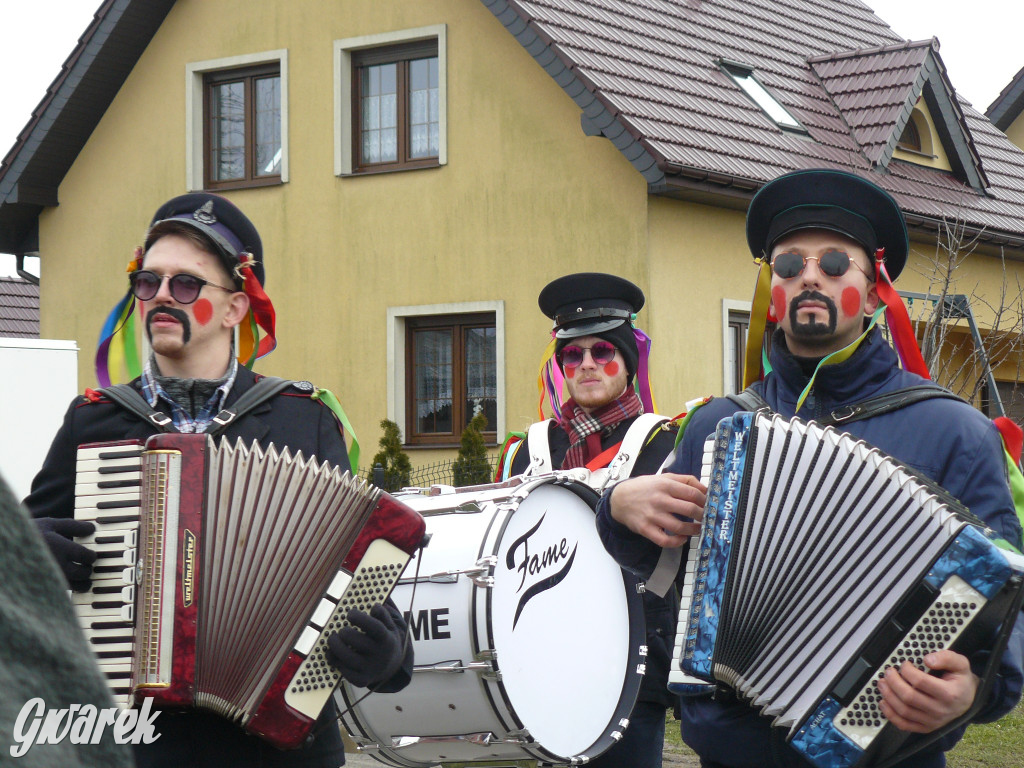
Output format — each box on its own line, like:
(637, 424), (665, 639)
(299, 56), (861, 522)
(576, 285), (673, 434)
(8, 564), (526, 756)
(841, 287), (861, 318)
(772, 286), (788, 322)
(192, 298), (214, 326)
(603, 360), (620, 377)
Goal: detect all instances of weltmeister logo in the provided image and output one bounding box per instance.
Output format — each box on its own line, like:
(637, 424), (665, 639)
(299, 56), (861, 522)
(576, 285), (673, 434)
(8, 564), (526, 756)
(182, 530), (197, 607)
(505, 512), (577, 629)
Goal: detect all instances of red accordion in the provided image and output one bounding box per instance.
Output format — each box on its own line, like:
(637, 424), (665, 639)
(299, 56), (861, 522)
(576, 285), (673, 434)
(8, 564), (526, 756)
(73, 433), (425, 748)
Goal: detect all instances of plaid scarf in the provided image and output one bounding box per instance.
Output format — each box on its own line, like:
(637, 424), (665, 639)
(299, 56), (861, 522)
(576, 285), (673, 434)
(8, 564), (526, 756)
(559, 388), (643, 469)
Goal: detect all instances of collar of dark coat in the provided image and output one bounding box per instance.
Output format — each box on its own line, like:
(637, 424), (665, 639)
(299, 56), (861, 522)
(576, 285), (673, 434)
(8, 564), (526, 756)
(119, 367), (271, 445)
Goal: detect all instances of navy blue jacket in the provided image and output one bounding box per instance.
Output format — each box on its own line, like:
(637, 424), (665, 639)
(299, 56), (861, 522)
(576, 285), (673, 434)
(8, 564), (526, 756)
(597, 328), (1024, 768)
(25, 367), (412, 768)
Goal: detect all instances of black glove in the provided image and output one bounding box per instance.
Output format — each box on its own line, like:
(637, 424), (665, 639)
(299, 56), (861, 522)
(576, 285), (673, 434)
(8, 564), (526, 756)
(326, 604), (407, 689)
(35, 517), (96, 591)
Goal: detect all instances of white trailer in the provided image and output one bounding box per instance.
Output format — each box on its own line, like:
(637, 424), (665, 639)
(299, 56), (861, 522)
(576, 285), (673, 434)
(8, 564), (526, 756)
(0, 338), (79, 500)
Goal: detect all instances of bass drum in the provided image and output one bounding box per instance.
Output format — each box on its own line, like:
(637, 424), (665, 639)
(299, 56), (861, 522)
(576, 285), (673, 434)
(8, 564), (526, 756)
(337, 475), (645, 766)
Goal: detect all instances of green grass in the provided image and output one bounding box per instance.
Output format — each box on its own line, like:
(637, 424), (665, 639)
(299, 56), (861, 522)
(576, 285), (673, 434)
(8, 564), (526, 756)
(948, 701), (1024, 768)
(662, 701), (1024, 766)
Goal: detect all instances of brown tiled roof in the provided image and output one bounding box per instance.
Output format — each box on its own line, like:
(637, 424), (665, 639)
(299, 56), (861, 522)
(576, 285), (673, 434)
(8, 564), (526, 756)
(484, 0), (1024, 248)
(0, 277), (40, 338)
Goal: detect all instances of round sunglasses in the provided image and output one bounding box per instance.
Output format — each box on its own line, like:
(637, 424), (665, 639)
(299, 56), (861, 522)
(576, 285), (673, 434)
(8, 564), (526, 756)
(557, 341), (618, 369)
(129, 270), (237, 305)
(770, 249), (871, 280)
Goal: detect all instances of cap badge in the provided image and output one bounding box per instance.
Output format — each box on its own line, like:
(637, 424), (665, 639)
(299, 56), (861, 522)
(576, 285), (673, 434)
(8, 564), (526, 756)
(193, 200), (218, 225)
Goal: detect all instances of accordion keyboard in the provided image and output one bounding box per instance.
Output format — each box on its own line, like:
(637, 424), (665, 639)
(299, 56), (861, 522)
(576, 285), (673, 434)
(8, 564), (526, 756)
(668, 434), (716, 690)
(72, 442), (144, 708)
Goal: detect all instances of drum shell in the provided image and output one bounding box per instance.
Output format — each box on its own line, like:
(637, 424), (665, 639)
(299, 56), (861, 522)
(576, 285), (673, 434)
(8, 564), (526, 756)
(337, 477), (645, 766)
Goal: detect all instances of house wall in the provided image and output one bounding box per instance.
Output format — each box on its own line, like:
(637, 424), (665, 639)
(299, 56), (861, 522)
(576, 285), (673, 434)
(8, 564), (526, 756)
(1005, 112), (1024, 152)
(646, 196), (749, 409)
(36, 0), (652, 470)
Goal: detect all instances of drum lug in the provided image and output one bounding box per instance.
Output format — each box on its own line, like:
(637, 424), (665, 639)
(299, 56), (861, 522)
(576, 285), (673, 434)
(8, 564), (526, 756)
(467, 555), (497, 588)
(474, 648), (497, 661)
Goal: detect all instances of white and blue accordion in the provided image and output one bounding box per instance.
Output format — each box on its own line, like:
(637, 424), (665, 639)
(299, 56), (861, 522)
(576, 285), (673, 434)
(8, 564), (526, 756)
(669, 410), (1024, 768)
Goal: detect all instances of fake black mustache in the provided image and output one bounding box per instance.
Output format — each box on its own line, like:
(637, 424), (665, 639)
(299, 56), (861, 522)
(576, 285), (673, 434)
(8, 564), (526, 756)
(146, 306), (192, 345)
(789, 291), (837, 334)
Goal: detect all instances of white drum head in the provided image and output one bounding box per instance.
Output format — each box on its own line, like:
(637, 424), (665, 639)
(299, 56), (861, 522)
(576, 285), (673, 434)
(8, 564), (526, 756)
(489, 481), (634, 757)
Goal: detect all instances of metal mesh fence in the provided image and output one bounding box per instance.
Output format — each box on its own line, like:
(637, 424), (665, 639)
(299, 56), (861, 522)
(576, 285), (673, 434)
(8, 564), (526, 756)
(358, 455), (500, 492)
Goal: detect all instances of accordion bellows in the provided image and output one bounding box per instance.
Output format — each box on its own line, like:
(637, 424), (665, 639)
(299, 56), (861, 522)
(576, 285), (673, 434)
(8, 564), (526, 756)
(75, 433), (425, 748)
(670, 411), (1024, 768)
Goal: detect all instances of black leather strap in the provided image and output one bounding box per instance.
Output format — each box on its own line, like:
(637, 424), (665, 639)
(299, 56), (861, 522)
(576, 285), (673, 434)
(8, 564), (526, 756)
(98, 376), (294, 436)
(98, 384), (175, 432)
(726, 383), (962, 427)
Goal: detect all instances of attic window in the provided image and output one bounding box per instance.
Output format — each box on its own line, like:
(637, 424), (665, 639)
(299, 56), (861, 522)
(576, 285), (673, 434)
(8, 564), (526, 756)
(721, 62), (804, 132)
(897, 118), (921, 152)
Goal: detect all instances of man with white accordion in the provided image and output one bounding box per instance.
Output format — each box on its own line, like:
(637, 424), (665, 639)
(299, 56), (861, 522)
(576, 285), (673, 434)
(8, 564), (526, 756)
(496, 272), (679, 768)
(597, 168), (1024, 768)
(25, 193), (413, 768)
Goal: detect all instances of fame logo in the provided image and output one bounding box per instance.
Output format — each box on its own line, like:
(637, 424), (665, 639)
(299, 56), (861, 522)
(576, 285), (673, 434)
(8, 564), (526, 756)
(182, 530), (197, 607)
(505, 512), (577, 629)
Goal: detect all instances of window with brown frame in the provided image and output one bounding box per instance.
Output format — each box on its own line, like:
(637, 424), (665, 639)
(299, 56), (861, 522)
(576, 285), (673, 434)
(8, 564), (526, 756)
(204, 63), (281, 190)
(983, 380), (1024, 429)
(353, 40), (439, 173)
(406, 313), (496, 446)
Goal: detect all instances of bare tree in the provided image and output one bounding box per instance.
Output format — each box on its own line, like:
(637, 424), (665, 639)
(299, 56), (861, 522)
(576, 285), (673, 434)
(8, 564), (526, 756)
(893, 212), (1024, 421)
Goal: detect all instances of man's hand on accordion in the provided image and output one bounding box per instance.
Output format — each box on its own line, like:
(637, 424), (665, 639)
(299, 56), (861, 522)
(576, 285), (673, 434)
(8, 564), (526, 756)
(877, 650), (980, 734)
(608, 473), (706, 548)
(35, 517), (97, 591)
(326, 603), (409, 690)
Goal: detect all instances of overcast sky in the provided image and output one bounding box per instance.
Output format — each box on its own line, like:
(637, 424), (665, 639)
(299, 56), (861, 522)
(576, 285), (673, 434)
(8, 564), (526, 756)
(1, 0), (1022, 276)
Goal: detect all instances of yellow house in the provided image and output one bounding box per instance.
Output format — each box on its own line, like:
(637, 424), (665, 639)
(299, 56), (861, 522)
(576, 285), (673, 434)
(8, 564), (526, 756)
(2, 0), (1024, 478)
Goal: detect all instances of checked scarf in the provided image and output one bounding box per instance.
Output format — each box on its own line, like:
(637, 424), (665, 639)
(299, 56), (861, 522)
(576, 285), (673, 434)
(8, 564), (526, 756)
(559, 388), (643, 469)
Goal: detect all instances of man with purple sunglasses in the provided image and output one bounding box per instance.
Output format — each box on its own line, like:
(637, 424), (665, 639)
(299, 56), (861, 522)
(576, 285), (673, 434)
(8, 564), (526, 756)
(497, 271), (679, 768)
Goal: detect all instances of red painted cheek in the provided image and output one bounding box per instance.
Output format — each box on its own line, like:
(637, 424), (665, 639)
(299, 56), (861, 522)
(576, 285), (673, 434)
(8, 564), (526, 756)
(771, 286), (787, 322)
(192, 298), (214, 326)
(603, 361), (620, 377)
(841, 287), (862, 318)
(565, 367), (576, 379)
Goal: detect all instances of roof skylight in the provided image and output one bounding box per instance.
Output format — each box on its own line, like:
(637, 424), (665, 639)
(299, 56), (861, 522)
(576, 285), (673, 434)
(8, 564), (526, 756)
(722, 62), (804, 131)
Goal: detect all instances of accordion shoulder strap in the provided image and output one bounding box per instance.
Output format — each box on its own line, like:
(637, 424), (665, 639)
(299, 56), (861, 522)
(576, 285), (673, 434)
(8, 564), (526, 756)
(205, 376), (292, 436)
(99, 376), (294, 436)
(726, 383), (961, 426)
(98, 384), (176, 432)
(821, 384), (963, 425)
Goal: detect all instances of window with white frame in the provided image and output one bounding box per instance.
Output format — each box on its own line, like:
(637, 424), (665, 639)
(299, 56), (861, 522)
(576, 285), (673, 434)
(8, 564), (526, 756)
(335, 25), (447, 176)
(387, 301), (504, 447)
(722, 300), (752, 395)
(187, 51), (289, 192)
